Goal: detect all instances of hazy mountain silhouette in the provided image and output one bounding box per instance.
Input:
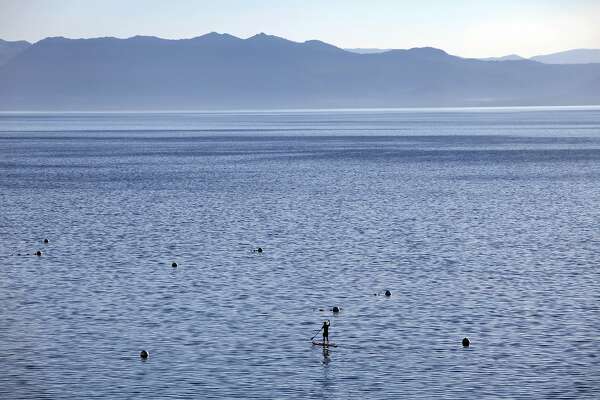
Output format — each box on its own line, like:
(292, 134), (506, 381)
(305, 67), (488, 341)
(345, 48), (392, 54)
(531, 49), (600, 64)
(479, 54), (526, 62)
(1, 33), (599, 110)
(353, 48), (600, 64)
(0, 39), (30, 66)
(479, 50), (600, 64)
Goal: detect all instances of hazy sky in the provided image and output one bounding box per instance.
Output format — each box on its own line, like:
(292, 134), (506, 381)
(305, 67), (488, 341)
(0, 0), (599, 57)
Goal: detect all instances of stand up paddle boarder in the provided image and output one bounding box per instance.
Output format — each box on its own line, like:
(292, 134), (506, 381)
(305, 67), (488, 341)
(311, 319), (336, 346)
(322, 319), (330, 344)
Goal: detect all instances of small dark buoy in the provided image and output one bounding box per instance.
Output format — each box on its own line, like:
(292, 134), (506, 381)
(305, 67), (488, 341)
(332, 306), (340, 313)
(140, 350), (149, 359)
(462, 337), (470, 347)
(171, 262), (178, 268)
(257, 247), (263, 253)
(43, 239), (49, 244)
(384, 290), (392, 297)
(35, 250), (42, 257)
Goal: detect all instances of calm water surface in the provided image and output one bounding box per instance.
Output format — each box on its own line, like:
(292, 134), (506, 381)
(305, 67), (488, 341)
(1, 108), (599, 399)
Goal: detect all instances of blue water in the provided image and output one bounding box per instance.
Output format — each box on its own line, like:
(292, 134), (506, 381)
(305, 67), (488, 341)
(1, 108), (599, 399)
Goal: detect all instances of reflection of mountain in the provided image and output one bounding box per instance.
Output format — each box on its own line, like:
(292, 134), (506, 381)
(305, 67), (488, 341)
(1, 33), (599, 110)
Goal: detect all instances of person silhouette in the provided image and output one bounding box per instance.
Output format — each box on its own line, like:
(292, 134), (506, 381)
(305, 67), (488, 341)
(322, 320), (330, 344)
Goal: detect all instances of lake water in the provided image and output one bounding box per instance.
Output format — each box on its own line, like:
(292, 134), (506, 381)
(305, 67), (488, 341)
(1, 108), (599, 399)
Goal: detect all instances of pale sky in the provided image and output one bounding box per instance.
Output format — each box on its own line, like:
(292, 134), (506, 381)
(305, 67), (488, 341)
(0, 0), (599, 57)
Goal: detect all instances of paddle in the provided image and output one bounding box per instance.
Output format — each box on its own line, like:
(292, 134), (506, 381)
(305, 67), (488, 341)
(310, 326), (323, 341)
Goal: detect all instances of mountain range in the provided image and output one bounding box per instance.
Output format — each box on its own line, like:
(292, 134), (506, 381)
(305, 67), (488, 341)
(347, 48), (600, 64)
(0, 33), (599, 110)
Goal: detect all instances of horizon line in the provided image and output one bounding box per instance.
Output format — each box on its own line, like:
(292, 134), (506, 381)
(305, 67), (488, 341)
(2, 105), (600, 115)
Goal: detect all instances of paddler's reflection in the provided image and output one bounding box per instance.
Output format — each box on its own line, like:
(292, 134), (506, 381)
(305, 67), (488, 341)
(322, 346), (330, 365)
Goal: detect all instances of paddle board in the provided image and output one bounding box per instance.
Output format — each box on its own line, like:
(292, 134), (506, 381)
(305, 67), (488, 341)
(312, 341), (337, 347)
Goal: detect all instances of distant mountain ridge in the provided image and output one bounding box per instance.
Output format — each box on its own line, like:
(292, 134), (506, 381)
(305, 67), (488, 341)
(531, 49), (600, 64)
(480, 49), (600, 64)
(0, 33), (599, 110)
(0, 38), (30, 66)
(3, 36), (600, 65)
(479, 54), (526, 62)
(346, 48), (600, 64)
(344, 48), (392, 54)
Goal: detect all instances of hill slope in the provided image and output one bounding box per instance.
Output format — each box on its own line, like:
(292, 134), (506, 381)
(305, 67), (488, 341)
(0, 39), (30, 66)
